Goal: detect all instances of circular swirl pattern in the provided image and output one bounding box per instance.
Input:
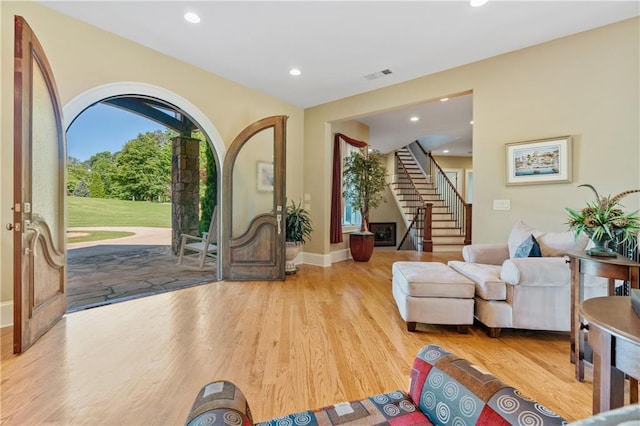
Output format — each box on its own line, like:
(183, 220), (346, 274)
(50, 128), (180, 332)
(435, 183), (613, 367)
(275, 416), (292, 426)
(534, 403), (559, 417)
(194, 412), (216, 426)
(223, 411), (243, 426)
(452, 417), (468, 426)
(428, 372), (444, 388)
(399, 400), (416, 412)
(424, 349), (442, 362)
(294, 413), (312, 425)
(374, 394), (389, 404)
(518, 411), (544, 426)
(459, 395), (477, 417)
(496, 395), (520, 414)
(422, 391), (437, 410)
(383, 403), (401, 417)
(436, 402), (451, 423)
(443, 382), (459, 401)
(389, 391), (404, 400)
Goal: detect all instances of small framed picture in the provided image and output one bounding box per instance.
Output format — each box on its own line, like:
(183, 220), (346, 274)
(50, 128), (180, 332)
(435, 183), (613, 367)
(505, 136), (572, 186)
(257, 161), (274, 192)
(370, 222), (396, 247)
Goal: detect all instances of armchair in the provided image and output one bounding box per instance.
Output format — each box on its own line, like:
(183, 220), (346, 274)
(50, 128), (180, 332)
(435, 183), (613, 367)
(448, 221), (609, 337)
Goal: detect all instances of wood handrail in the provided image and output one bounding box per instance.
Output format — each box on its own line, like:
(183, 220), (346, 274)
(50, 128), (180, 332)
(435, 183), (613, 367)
(416, 143), (467, 204)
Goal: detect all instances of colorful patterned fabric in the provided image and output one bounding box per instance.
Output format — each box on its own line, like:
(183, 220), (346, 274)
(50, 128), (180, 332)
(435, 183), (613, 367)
(256, 391), (432, 426)
(185, 346), (569, 426)
(186, 381), (253, 426)
(410, 345), (567, 426)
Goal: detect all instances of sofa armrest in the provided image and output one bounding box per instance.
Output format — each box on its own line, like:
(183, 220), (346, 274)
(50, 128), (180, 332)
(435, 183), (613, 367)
(462, 243), (509, 265)
(500, 257), (571, 286)
(185, 381), (254, 426)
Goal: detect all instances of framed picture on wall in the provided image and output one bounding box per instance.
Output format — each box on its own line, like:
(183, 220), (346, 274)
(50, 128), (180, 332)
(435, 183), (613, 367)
(257, 161), (274, 192)
(505, 136), (572, 185)
(370, 222), (396, 247)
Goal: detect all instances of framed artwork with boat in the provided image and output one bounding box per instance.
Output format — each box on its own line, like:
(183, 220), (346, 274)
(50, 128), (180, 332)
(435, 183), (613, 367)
(505, 136), (572, 185)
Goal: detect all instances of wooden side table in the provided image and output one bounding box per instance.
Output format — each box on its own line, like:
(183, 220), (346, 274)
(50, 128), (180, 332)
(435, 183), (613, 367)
(567, 251), (639, 381)
(578, 296), (640, 414)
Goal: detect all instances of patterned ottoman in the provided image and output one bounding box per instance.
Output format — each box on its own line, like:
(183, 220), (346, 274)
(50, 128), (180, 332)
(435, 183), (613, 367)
(392, 262), (475, 333)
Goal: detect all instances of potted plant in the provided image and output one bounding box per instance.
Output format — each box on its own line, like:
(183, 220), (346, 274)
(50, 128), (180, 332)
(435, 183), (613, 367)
(285, 200), (313, 274)
(342, 149), (388, 261)
(566, 184), (640, 257)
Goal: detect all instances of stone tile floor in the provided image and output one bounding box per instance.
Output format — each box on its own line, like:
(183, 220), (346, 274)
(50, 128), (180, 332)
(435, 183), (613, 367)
(67, 244), (217, 312)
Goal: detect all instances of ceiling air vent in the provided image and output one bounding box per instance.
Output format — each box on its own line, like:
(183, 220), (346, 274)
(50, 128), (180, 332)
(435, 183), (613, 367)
(364, 69), (392, 80)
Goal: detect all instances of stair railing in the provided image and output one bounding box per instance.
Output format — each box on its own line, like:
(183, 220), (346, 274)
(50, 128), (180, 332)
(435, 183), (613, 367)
(394, 153), (430, 251)
(414, 143), (472, 245)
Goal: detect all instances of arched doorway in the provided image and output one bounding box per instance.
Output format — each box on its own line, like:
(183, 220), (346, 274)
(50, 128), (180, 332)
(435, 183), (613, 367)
(64, 83), (225, 309)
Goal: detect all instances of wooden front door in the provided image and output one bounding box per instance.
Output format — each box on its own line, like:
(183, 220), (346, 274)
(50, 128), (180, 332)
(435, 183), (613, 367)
(13, 16), (67, 353)
(221, 116), (287, 280)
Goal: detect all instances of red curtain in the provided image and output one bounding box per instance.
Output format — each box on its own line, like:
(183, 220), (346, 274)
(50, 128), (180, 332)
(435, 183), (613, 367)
(330, 133), (368, 243)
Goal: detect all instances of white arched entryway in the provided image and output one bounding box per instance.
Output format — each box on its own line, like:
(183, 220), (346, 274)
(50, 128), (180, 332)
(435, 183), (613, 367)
(64, 82), (225, 280)
(63, 82), (226, 164)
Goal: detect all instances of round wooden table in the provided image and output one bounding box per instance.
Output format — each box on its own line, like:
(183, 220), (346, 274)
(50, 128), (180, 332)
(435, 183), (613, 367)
(578, 296), (640, 414)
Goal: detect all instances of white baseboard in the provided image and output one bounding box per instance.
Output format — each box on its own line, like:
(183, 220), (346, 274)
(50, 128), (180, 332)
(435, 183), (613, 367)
(301, 249), (351, 267)
(1, 301), (13, 328)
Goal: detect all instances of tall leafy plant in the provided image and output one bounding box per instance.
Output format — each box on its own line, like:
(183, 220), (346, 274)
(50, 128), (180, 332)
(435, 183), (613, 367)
(342, 150), (388, 233)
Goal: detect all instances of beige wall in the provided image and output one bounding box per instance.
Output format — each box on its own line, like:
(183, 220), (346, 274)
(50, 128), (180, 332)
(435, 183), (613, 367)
(305, 17), (639, 255)
(433, 155), (473, 203)
(0, 2), (304, 304)
(314, 120), (370, 254)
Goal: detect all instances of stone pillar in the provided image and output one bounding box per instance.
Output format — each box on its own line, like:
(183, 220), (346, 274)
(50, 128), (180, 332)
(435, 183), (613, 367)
(172, 136), (200, 254)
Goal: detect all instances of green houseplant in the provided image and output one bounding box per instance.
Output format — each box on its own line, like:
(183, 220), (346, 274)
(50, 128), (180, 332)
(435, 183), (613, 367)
(342, 150), (388, 261)
(566, 184), (640, 257)
(285, 200), (313, 274)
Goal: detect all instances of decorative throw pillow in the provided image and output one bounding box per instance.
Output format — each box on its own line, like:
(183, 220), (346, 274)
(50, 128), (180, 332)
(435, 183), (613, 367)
(513, 234), (542, 258)
(537, 231), (589, 257)
(508, 221), (543, 258)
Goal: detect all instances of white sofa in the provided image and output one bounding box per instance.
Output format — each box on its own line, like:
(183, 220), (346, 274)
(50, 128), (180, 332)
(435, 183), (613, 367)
(448, 221), (609, 337)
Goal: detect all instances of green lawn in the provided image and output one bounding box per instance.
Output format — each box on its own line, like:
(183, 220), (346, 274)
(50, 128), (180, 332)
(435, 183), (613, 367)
(67, 230), (135, 244)
(67, 196), (171, 227)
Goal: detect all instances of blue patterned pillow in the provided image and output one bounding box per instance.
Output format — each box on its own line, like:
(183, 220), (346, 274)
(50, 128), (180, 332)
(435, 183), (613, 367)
(513, 235), (541, 258)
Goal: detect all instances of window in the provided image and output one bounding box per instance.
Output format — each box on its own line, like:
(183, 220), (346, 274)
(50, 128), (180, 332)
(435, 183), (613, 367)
(342, 142), (362, 230)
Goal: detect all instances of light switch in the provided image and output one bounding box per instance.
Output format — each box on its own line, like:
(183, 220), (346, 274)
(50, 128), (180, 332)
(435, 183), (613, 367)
(493, 199), (510, 210)
(304, 203), (311, 211)
(304, 193), (311, 201)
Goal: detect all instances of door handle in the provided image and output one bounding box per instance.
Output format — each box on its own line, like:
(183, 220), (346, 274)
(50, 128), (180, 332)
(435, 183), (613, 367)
(276, 214), (282, 235)
(6, 223), (13, 231)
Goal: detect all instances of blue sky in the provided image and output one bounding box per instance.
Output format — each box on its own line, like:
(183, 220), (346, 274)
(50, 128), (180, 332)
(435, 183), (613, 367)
(66, 103), (165, 161)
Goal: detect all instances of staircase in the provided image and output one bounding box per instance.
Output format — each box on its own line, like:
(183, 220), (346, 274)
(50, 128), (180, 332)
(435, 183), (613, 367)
(392, 147), (470, 252)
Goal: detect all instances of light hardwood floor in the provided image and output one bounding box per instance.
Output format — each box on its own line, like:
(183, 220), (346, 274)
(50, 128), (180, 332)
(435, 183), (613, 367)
(1, 250), (598, 424)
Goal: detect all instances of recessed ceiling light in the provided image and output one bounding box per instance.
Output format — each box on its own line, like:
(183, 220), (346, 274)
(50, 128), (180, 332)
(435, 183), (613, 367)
(440, 97), (449, 102)
(470, 120), (474, 125)
(410, 116), (419, 122)
(184, 12), (201, 24)
(289, 68), (301, 76)
(443, 150), (450, 153)
(470, 0), (488, 7)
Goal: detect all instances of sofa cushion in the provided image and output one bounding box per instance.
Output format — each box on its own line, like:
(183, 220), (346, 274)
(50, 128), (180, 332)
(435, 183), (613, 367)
(410, 345), (566, 426)
(392, 262), (475, 298)
(508, 221), (543, 258)
(256, 390), (432, 426)
(513, 235), (542, 258)
(537, 231), (589, 257)
(448, 261), (506, 300)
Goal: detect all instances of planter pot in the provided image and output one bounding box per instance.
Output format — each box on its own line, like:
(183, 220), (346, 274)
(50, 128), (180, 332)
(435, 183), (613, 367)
(285, 242), (303, 274)
(349, 232), (375, 262)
